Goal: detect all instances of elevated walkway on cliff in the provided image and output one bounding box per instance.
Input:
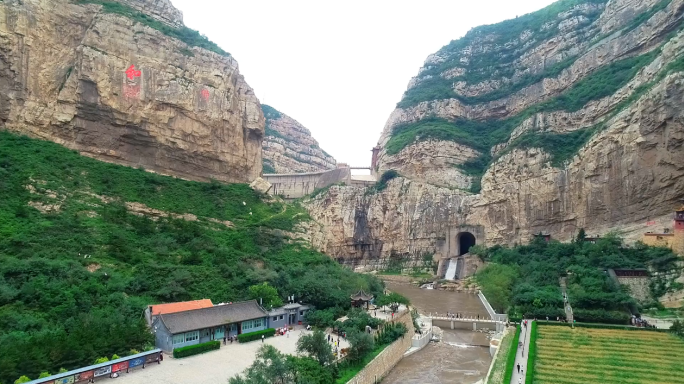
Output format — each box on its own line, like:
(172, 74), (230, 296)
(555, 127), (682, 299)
(262, 165), (375, 199)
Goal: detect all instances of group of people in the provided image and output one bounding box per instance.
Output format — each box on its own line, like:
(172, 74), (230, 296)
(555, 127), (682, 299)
(445, 312), (482, 320)
(632, 315), (657, 328)
(222, 335), (236, 345)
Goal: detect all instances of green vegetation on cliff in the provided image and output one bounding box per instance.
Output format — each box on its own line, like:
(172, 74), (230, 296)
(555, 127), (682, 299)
(78, 0), (230, 56)
(474, 234), (681, 323)
(0, 131), (382, 383)
(262, 104), (283, 123)
(398, 0), (608, 108)
(387, 46), (673, 192)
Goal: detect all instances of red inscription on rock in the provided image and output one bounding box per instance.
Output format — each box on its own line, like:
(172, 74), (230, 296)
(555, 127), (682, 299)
(201, 89), (210, 101)
(125, 65), (142, 80)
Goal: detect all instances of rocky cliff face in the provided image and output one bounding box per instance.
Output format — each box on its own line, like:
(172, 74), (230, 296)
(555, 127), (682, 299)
(262, 105), (336, 174)
(304, 0), (684, 264)
(0, 0), (264, 183)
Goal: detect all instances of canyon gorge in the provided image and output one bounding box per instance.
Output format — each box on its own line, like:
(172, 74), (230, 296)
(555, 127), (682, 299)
(1, 0), (684, 268)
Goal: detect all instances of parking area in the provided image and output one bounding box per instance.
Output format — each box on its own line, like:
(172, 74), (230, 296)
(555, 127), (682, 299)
(114, 326), (349, 384)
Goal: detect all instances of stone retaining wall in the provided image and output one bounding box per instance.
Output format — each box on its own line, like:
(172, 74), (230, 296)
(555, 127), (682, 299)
(346, 310), (415, 384)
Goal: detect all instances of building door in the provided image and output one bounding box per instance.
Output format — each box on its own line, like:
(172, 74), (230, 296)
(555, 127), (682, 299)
(289, 313), (296, 325)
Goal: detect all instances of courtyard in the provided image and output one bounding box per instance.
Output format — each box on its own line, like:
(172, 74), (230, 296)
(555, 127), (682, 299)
(114, 327), (350, 384)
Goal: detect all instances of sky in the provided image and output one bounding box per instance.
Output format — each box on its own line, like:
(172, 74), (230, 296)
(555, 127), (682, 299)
(171, 0), (557, 166)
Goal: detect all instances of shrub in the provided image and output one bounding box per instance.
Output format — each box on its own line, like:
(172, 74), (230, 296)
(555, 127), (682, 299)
(111, 354), (120, 360)
(537, 321), (669, 332)
(572, 309), (631, 324)
(78, 1), (229, 56)
(374, 170), (399, 192)
(14, 377), (30, 384)
(93, 357), (109, 364)
(237, 328), (276, 343)
(38, 372), (50, 378)
(525, 322), (537, 384)
(503, 325), (521, 384)
(375, 322), (407, 345)
(172, 340), (220, 358)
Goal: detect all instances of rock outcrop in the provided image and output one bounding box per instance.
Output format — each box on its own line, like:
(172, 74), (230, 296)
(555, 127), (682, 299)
(0, 0), (264, 183)
(262, 105), (336, 174)
(304, 0), (684, 265)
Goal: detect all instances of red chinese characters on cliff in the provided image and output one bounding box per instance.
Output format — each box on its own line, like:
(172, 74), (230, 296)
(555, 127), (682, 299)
(201, 88), (210, 101)
(123, 65), (142, 99)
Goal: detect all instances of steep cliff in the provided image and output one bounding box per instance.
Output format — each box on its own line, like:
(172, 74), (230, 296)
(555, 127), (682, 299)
(262, 105), (336, 174)
(305, 0), (684, 264)
(0, 0), (264, 183)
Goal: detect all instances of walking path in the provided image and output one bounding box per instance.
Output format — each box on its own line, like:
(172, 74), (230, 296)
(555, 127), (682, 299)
(560, 277), (574, 322)
(510, 320), (532, 384)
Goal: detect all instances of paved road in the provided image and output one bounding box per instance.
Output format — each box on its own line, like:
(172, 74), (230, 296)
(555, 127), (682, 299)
(114, 327), (349, 384)
(510, 321), (532, 384)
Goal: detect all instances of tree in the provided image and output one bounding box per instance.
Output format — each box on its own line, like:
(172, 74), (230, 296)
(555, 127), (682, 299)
(287, 356), (334, 384)
(376, 292), (409, 313)
(228, 345), (291, 384)
(296, 330), (334, 366)
(575, 228), (587, 243)
(671, 320), (684, 338)
(346, 331), (374, 362)
(249, 282), (283, 310)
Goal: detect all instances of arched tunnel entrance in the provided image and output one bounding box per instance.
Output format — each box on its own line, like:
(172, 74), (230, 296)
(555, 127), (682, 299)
(458, 232), (476, 255)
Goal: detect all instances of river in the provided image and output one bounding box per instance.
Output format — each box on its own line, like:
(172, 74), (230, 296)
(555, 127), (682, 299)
(382, 282), (493, 384)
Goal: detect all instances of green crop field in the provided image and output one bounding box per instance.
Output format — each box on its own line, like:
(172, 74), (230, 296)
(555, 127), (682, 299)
(533, 325), (684, 384)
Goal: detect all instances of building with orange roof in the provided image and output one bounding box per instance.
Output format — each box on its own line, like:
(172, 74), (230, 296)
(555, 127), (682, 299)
(144, 299), (213, 325)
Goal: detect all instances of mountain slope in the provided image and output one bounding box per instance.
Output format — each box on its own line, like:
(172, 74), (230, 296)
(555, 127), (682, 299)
(0, 0), (264, 183)
(0, 131), (380, 383)
(262, 105), (336, 174)
(305, 0), (684, 263)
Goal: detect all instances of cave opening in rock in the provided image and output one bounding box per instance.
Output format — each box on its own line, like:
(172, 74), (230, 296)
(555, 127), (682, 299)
(458, 232), (476, 255)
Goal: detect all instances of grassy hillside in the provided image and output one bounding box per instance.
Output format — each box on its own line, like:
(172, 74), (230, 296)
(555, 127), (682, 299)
(0, 131), (381, 383)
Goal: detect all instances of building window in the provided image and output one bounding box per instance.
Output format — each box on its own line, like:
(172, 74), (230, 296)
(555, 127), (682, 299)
(279, 315), (284, 320)
(300, 311), (304, 316)
(242, 320), (252, 331)
(230, 323), (237, 332)
(185, 331), (199, 342)
(173, 334), (185, 345)
(201, 329), (210, 338)
(273, 316), (278, 321)
(254, 318), (262, 328)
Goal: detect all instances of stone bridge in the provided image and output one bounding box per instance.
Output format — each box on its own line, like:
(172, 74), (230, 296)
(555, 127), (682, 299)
(262, 164), (375, 199)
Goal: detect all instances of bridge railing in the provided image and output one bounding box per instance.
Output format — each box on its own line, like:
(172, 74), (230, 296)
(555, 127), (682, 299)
(477, 290), (508, 323)
(427, 313), (497, 322)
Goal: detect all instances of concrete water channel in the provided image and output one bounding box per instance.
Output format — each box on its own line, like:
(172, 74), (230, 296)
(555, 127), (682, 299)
(382, 282), (493, 384)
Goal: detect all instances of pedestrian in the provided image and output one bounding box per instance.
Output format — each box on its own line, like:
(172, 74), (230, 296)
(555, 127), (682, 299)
(518, 377), (522, 384)
(262, 334), (265, 343)
(223, 335), (227, 345)
(231, 336), (234, 344)
(287, 330), (290, 338)
(517, 363), (520, 373)
(328, 334), (330, 342)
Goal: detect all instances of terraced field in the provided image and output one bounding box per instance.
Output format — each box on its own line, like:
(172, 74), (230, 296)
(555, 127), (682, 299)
(533, 325), (684, 384)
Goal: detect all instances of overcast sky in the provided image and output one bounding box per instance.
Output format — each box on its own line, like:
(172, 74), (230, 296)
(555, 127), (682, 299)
(171, 0), (556, 166)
